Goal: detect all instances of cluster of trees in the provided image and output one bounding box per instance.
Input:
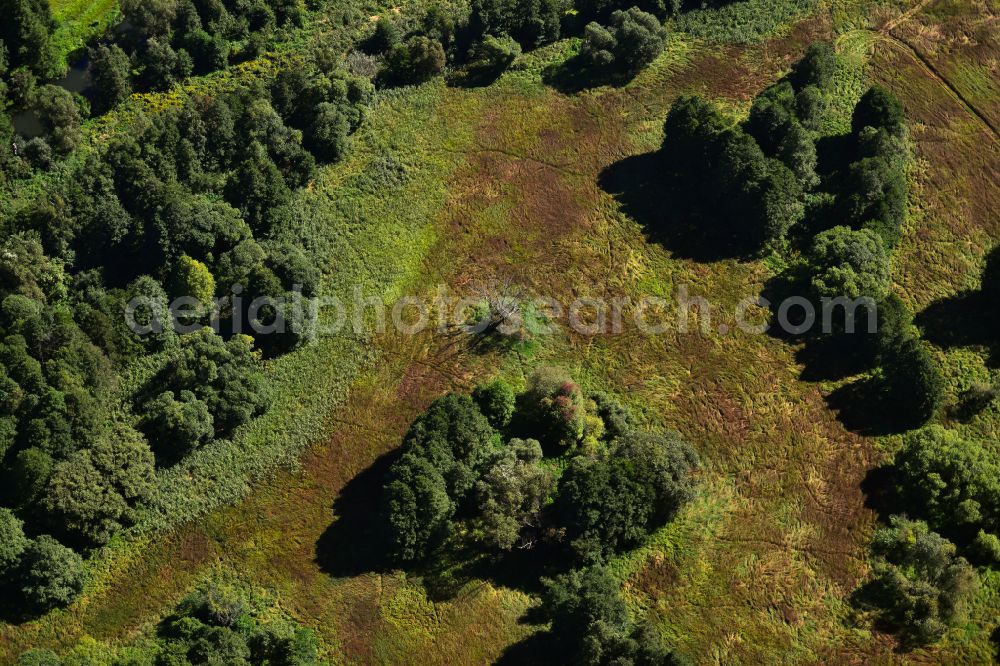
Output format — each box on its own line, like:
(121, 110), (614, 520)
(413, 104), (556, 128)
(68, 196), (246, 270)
(378, 368), (698, 565)
(659, 98), (804, 254)
(857, 516), (977, 647)
(118, 0), (306, 92)
(15, 583), (321, 665)
(657, 42), (940, 428)
(857, 425), (1000, 646)
(140, 329), (269, 460)
(889, 427), (1000, 560)
(0, 0), (59, 79)
(0, 0), (321, 181)
(580, 7), (666, 75)
(0, 56), (371, 613)
(1, 508), (88, 615)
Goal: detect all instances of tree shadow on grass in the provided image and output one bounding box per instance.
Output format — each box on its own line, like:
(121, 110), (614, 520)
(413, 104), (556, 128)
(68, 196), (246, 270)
(495, 628), (560, 666)
(448, 66), (507, 89)
(824, 376), (915, 437)
(315, 448), (402, 578)
(916, 290), (999, 367)
(598, 152), (757, 262)
(541, 56), (638, 94)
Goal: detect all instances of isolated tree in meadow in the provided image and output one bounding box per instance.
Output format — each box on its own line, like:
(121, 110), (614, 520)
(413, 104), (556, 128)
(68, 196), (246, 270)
(18, 534), (88, 612)
(89, 44), (132, 114)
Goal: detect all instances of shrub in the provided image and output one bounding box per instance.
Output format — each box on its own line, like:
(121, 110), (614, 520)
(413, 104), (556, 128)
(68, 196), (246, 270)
(384, 36), (446, 85)
(470, 0), (562, 49)
(538, 566), (684, 664)
(472, 379), (517, 428)
(554, 430), (696, 561)
(15, 650), (61, 666)
(470, 33), (521, 72)
(516, 367), (601, 451)
(90, 44), (132, 114)
(306, 102), (350, 162)
(18, 535), (88, 612)
(982, 246), (1000, 306)
(31, 85), (82, 154)
(890, 426), (1000, 534)
(367, 16), (401, 54)
(381, 452), (454, 562)
(471, 438), (553, 550)
(795, 85), (826, 130)
(974, 530), (1000, 564)
(42, 427), (155, 546)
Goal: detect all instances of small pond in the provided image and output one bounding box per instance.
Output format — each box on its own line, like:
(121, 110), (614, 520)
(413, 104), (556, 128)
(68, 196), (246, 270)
(12, 56), (94, 138)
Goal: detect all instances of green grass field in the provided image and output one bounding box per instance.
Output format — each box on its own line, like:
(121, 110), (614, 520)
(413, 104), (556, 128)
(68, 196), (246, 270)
(2, 0), (999, 663)
(48, 0), (120, 66)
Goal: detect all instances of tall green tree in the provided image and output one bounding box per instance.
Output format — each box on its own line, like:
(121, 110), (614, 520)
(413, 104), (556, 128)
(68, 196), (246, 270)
(90, 44), (132, 114)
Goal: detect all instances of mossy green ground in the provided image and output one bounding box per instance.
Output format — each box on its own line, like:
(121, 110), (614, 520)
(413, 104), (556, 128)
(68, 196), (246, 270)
(2, 0), (999, 663)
